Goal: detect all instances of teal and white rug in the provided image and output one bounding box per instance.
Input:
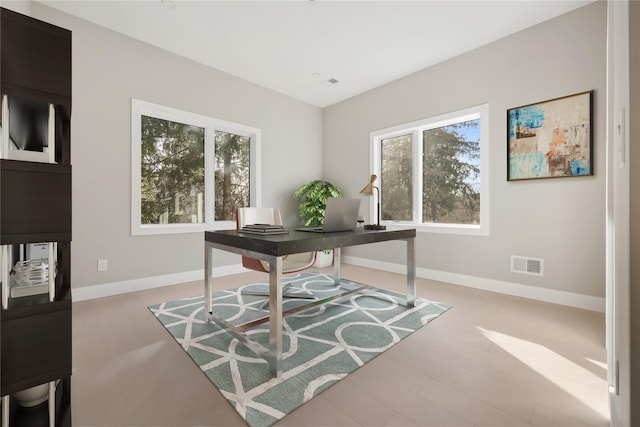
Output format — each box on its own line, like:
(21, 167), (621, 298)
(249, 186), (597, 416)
(149, 271), (451, 427)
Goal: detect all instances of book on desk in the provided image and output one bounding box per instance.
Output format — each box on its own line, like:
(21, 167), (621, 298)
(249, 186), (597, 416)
(239, 224), (289, 235)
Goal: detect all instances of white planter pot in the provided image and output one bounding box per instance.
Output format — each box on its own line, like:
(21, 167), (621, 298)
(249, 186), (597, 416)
(313, 250), (333, 268)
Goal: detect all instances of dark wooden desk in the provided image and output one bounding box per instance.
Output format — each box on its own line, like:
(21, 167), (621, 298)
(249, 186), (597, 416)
(204, 228), (416, 377)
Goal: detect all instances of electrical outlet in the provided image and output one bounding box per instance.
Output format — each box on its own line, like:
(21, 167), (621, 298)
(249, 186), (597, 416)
(97, 259), (108, 272)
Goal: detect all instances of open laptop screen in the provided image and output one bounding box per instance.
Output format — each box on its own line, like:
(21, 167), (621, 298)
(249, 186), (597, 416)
(296, 198), (360, 233)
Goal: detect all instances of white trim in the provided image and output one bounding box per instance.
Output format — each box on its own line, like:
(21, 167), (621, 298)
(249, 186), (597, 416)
(71, 264), (246, 302)
(343, 255), (605, 313)
(382, 222), (485, 236)
(71, 256), (605, 312)
(134, 220), (237, 236)
(606, 1), (631, 424)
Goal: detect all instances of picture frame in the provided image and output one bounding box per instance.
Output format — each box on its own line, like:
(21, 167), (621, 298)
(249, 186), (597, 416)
(507, 90), (593, 181)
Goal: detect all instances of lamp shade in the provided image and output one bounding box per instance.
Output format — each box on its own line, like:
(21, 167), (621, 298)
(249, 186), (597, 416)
(360, 174), (377, 195)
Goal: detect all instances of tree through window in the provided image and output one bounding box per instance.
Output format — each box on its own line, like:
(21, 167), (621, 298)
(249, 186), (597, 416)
(422, 120), (480, 224)
(372, 104), (488, 235)
(214, 131), (250, 221)
(141, 116), (205, 225)
(131, 99), (260, 235)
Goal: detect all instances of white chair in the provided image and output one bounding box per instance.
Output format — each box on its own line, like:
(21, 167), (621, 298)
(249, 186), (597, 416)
(236, 207), (316, 298)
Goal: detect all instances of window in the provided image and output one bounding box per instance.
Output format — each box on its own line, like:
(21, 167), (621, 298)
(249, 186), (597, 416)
(370, 104), (489, 235)
(131, 99), (261, 235)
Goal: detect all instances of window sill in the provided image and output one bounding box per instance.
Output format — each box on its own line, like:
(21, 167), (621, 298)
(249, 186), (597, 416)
(131, 221), (236, 236)
(381, 222), (489, 236)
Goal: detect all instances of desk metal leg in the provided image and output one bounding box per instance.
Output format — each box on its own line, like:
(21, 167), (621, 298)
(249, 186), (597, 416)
(205, 242), (214, 313)
(333, 247), (341, 285)
(406, 237), (416, 307)
(268, 256), (283, 377)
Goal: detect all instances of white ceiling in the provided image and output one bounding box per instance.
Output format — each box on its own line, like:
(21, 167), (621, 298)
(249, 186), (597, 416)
(37, 0), (594, 108)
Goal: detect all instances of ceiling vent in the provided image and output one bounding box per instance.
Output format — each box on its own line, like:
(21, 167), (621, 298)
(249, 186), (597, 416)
(321, 78), (339, 87)
(511, 255), (543, 276)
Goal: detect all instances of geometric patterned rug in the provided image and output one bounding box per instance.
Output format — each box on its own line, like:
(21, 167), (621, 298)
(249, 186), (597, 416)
(149, 271), (451, 427)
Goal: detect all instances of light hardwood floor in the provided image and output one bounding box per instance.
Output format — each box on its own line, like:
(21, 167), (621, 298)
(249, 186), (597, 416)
(71, 265), (608, 426)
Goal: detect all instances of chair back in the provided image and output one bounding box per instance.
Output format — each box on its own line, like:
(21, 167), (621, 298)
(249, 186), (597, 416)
(235, 207), (316, 274)
(236, 207), (283, 229)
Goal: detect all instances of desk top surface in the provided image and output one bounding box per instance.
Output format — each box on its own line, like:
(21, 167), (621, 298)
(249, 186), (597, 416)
(205, 227), (416, 257)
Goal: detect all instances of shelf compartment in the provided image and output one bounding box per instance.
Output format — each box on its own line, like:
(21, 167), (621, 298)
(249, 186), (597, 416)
(1, 243), (58, 310)
(0, 94), (70, 166)
(0, 160), (71, 241)
(1, 377), (70, 427)
(0, 242), (70, 314)
(0, 307), (71, 397)
(1, 95), (55, 164)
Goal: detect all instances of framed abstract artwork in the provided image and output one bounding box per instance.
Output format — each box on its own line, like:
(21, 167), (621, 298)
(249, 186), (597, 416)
(507, 91), (593, 181)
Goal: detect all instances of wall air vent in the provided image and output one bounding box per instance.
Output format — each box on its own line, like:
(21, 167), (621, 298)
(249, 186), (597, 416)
(511, 255), (544, 276)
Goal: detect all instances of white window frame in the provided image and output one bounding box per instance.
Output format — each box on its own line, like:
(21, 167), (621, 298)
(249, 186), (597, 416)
(369, 103), (489, 236)
(131, 99), (261, 236)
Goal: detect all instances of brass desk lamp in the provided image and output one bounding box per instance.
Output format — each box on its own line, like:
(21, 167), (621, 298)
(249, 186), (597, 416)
(359, 174), (386, 230)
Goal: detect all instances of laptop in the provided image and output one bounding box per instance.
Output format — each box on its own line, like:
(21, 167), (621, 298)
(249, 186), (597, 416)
(296, 197), (361, 233)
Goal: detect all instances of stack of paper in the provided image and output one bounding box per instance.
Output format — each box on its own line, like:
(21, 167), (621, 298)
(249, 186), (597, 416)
(11, 259), (50, 298)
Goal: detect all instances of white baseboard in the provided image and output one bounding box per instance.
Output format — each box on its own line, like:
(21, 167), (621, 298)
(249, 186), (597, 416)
(71, 264), (246, 302)
(72, 257), (605, 312)
(342, 255), (605, 313)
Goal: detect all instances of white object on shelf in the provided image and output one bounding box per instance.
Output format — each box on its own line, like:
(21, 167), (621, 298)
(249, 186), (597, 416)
(11, 282), (49, 298)
(14, 259), (48, 286)
(49, 381), (56, 427)
(48, 242), (56, 302)
(1, 243), (58, 303)
(0, 94), (56, 164)
(13, 382), (49, 407)
(12, 258), (49, 299)
(1, 246), (9, 309)
(1, 395), (8, 427)
(0, 95), (7, 159)
(26, 242), (48, 260)
(48, 103), (56, 164)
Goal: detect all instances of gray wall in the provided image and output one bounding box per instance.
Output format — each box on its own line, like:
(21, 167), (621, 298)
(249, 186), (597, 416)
(31, 2), (607, 301)
(32, 4), (323, 289)
(323, 2), (606, 298)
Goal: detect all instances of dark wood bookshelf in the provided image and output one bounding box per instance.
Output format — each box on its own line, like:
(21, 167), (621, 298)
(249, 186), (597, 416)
(1, 7), (73, 426)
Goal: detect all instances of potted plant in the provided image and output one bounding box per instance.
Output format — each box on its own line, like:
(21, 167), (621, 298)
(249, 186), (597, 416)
(293, 180), (343, 226)
(293, 180), (342, 267)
